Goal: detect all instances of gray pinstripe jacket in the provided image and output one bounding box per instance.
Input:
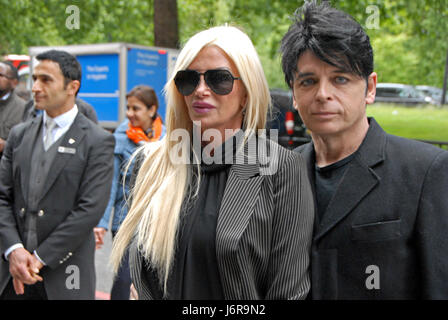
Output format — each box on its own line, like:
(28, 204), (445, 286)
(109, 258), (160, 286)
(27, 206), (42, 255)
(129, 137), (314, 299)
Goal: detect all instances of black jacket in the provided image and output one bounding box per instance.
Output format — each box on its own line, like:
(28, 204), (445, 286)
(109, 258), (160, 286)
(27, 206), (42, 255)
(295, 118), (448, 299)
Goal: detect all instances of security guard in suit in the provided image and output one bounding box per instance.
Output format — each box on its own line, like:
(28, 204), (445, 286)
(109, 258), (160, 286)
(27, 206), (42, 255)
(0, 50), (114, 300)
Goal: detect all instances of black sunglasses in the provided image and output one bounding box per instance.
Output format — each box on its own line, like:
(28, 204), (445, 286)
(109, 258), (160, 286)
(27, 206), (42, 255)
(174, 69), (240, 96)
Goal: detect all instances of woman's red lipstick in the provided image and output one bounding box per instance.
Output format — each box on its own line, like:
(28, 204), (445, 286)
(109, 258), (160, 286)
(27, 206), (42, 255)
(192, 101), (216, 114)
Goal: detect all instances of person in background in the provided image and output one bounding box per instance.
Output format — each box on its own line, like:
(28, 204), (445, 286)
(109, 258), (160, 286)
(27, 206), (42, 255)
(94, 85), (165, 300)
(110, 25), (314, 300)
(14, 87), (32, 102)
(0, 61), (26, 157)
(281, 0), (448, 299)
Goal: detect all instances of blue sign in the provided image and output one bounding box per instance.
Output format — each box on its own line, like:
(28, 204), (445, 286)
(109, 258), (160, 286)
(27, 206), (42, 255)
(77, 54), (120, 122)
(127, 48), (168, 121)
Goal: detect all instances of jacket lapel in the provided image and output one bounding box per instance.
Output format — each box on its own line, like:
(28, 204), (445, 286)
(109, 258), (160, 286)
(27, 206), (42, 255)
(311, 118), (387, 242)
(16, 117), (42, 202)
(216, 162), (262, 243)
(215, 135), (264, 299)
(216, 133), (264, 246)
(313, 156), (380, 241)
(39, 113), (87, 201)
(297, 143), (319, 229)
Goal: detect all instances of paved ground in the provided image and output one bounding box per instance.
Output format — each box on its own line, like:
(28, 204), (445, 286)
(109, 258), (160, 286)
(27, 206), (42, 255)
(94, 231), (114, 299)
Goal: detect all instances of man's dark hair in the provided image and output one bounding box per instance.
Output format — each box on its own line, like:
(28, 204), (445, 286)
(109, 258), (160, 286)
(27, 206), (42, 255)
(0, 61), (19, 80)
(36, 50), (82, 94)
(281, 0), (374, 88)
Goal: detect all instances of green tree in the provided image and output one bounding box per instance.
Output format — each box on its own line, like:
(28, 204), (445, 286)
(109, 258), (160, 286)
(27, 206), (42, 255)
(1, 0), (446, 88)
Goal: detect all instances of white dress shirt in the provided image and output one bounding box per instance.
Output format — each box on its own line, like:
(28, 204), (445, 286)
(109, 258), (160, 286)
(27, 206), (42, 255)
(42, 104), (79, 145)
(0, 91), (11, 101)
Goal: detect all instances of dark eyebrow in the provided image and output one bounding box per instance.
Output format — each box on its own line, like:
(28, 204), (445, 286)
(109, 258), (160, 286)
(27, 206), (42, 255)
(296, 71), (314, 79)
(296, 68), (351, 79)
(332, 68), (350, 74)
(33, 73), (54, 80)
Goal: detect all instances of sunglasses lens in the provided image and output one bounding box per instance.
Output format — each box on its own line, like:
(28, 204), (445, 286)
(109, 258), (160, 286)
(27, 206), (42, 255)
(174, 70), (199, 96)
(206, 70), (234, 95)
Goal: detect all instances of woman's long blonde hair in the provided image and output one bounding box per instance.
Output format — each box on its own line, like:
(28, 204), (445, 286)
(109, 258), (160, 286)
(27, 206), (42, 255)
(110, 25), (271, 296)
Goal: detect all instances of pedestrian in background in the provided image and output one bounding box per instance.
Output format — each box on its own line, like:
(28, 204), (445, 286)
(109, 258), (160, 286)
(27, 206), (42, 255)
(94, 84), (165, 300)
(0, 61), (26, 158)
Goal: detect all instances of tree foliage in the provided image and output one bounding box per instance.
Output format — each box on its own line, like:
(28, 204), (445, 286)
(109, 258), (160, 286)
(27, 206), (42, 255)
(0, 0), (446, 88)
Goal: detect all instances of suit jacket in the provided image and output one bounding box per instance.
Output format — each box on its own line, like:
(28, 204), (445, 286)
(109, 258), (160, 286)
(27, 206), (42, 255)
(0, 90), (26, 159)
(0, 112), (114, 299)
(296, 117), (448, 299)
(129, 136), (315, 299)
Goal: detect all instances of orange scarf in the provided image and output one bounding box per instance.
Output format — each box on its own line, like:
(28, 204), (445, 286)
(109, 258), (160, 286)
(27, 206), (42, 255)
(126, 115), (163, 144)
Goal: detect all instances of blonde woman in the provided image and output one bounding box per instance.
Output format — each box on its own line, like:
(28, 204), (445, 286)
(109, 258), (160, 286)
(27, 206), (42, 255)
(111, 25), (314, 300)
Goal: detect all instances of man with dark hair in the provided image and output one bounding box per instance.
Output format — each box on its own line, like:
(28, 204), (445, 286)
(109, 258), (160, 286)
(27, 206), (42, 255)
(21, 50), (98, 124)
(281, 0), (448, 299)
(0, 50), (114, 299)
(0, 61), (26, 157)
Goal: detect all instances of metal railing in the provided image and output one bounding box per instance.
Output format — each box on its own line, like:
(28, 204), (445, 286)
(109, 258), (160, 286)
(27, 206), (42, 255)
(416, 139), (448, 150)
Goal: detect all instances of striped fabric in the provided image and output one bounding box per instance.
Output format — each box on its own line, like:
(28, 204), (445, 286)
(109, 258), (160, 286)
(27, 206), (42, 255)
(129, 136), (315, 300)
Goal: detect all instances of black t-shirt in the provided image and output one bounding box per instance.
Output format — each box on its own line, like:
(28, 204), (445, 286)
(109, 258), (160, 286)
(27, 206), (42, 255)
(314, 153), (356, 222)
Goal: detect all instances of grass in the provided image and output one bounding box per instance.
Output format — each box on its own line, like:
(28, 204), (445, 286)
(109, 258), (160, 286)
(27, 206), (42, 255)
(366, 103), (448, 142)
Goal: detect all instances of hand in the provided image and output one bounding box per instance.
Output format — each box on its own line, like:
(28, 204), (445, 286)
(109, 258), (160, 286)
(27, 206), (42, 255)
(94, 227), (107, 249)
(12, 277), (25, 295)
(126, 125), (149, 144)
(30, 253), (44, 276)
(9, 248), (43, 294)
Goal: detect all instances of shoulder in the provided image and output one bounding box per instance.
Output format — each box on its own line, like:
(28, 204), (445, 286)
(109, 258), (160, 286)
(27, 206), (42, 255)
(113, 120), (137, 149)
(76, 113), (113, 142)
(293, 142), (312, 154)
(5, 118), (36, 148)
(2, 91), (25, 115)
(76, 98), (98, 123)
(385, 133), (447, 166)
(10, 117), (35, 137)
(258, 136), (305, 176)
(10, 91), (26, 108)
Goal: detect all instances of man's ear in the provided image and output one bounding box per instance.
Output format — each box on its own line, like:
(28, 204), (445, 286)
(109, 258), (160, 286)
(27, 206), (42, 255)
(67, 80), (80, 96)
(365, 72), (377, 105)
(291, 85), (299, 111)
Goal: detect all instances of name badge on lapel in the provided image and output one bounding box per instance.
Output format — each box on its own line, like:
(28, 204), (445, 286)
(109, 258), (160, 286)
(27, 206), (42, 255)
(58, 146), (76, 154)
